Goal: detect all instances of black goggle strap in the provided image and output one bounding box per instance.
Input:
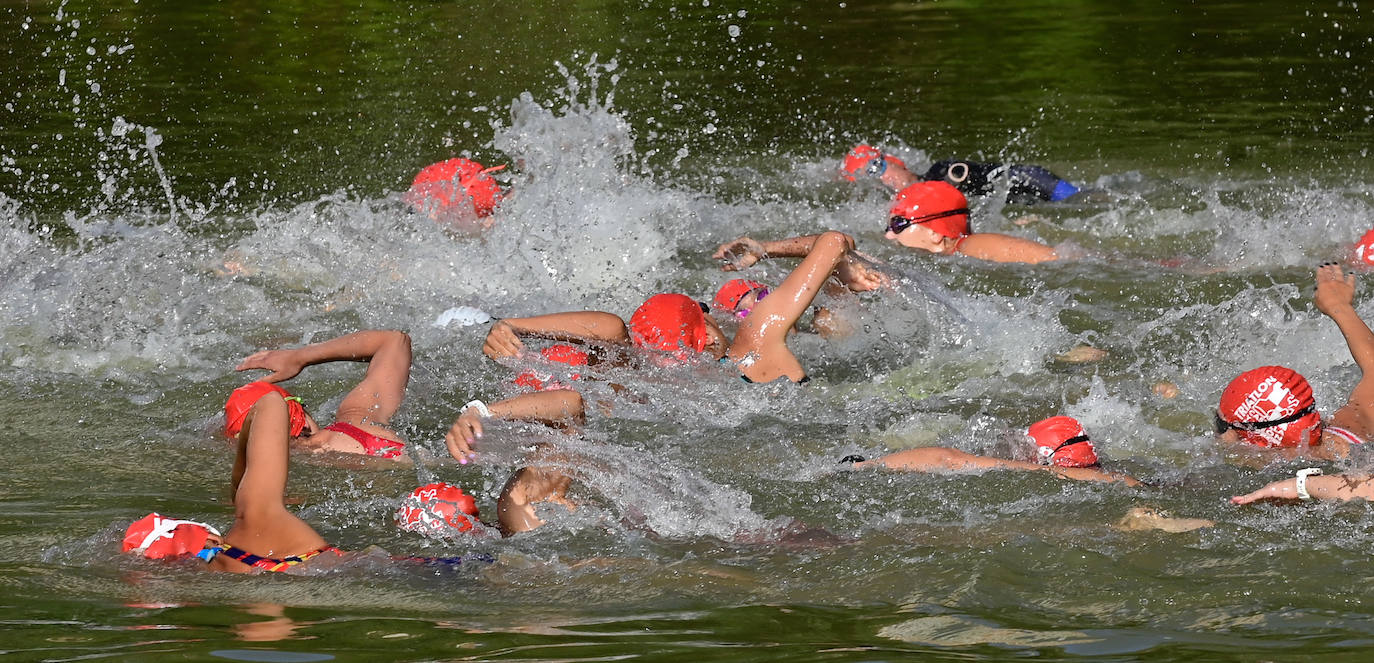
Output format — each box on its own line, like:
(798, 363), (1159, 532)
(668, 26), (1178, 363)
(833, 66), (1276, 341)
(888, 208), (971, 231)
(1044, 434), (1091, 463)
(1215, 404), (1316, 433)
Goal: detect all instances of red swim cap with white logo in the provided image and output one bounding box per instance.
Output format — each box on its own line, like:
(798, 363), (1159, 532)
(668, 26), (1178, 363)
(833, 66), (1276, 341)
(1218, 366), (1321, 448)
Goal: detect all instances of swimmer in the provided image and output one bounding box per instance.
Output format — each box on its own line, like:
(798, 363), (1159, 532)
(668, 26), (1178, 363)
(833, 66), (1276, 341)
(841, 416), (1141, 486)
(842, 144), (1082, 204)
(714, 181), (1058, 266)
(229, 329), (411, 460)
(124, 391), (490, 571)
(125, 391), (348, 572)
(1213, 264), (1374, 461)
(403, 157), (507, 231)
(483, 231), (873, 384)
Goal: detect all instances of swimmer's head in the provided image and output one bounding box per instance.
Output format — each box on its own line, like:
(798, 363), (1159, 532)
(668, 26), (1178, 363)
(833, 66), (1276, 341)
(123, 513), (221, 559)
(1216, 366), (1322, 448)
(885, 182), (969, 253)
(1353, 228), (1374, 266)
(225, 381), (307, 438)
(396, 482), (480, 537)
(628, 293), (727, 360)
(712, 279), (768, 318)
(404, 158), (507, 222)
(842, 144), (913, 191)
(1027, 416), (1100, 467)
(514, 344), (591, 391)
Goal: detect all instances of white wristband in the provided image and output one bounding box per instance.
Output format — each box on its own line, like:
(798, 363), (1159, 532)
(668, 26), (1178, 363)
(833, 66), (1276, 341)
(461, 399), (491, 418)
(1295, 467), (1323, 500)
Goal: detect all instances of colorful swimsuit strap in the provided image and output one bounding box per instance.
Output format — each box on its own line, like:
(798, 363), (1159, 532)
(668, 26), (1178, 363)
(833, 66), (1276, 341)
(1325, 425), (1367, 445)
(952, 234), (970, 254)
(217, 544), (343, 572)
(324, 421), (405, 458)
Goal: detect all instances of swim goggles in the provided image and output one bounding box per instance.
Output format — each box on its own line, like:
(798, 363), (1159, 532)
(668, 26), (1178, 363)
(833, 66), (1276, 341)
(1212, 404), (1316, 434)
(865, 154), (888, 177)
(887, 208), (970, 235)
(1038, 434), (1091, 465)
(734, 287), (769, 318)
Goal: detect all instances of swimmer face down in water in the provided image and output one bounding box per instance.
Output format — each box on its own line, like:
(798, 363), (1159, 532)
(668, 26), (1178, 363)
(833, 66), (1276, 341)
(1214, 264), (1374, 463)
(227, 330), (413, 461)
(403, 157), (508, 231)
(482, 231), (873, 385)
(842, 144), (1082, 204)
(842, 415), (1140, 486)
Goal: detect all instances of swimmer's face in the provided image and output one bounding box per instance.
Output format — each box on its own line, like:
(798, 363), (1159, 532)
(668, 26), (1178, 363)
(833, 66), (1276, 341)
(878, 157), (918, 191)
(886, 222), (949, 254)
(702, 315), (729, 359)
(292, 412), (321, 441)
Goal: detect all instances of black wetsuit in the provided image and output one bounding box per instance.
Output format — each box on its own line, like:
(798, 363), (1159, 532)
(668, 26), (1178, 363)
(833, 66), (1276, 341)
(920, 160), (1078, 204)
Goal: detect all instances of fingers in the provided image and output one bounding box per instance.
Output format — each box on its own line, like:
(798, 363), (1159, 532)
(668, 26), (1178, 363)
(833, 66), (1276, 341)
(482, 324), (523, 358)
(444, 417), (482, 464)
(234, 350), (271, 371)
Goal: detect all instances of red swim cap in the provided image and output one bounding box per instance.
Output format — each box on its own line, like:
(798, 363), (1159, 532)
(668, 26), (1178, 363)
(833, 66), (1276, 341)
(405, 158), (506, 219)
(628, 294), (710, 356)
(224, 381), (307, 438)
(122, 513), (220, 559)
(841, 144), (907, 182)
(1218, 366), (1321, 448)
(514, 343), (590, 391)
(1354, 229), (1374, 266)
(889, 181), (970, 239)
(396, 482), (479, 536)
(713, 279), (766, 312)
(1028, 416), (1100, 467)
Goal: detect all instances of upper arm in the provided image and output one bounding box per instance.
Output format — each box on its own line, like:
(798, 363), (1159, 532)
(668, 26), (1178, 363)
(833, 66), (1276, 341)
(959, 234), (1058, 264)
(736, 232), (848, 351)
(334, 331), (412, 425)
(233, 393), (292, 516)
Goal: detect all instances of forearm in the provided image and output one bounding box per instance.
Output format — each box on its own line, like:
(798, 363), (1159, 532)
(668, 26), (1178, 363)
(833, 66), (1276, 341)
(760, 234), (826, 258)
(487, 391), (586, 426)
(295, 330), (408, 366)
(1327, 305), (1374, 374)
(504, 312), (629, 344)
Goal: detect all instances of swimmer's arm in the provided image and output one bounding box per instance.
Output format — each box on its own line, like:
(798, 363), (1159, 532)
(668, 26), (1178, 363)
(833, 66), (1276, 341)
(954, 233), (1058, 264)
(231, 392), (292, 513)
(323, 331), (412, 425)
(736, 232), (853, 351)
(1231, 474), (1374, 504)
(862, 447), (1138, 485)
(483, 313), (629, 359)
(445, 391), (586, 461)
(712, 234), (830, 270)
(1316, 265), (1374, 375)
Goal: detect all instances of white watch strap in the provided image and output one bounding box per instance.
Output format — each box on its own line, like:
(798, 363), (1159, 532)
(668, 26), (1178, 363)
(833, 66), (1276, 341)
(461, 400), (491, 418)
(1296, 467), (1323, 500)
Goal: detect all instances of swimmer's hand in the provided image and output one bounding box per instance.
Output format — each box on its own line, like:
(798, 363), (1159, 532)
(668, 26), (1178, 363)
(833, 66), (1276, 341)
(235, 349), (306, 383)
(483, 320), (525, 359)
(444, 411), (482, 464)
(712, 236), (767, 272)
(835, 253), (889, 292)
(1315, 262), (1357, 318)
